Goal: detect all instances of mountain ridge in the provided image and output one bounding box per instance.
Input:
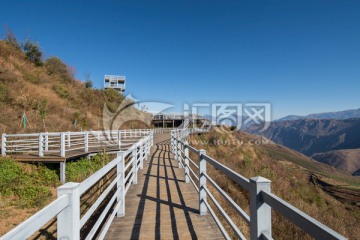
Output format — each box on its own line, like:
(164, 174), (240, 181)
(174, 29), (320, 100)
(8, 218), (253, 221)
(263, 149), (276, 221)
(277, 108), (360, 121)
(312, 148), (360, 175)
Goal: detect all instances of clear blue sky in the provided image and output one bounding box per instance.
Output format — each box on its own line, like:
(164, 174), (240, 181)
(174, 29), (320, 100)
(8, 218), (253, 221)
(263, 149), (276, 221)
(1, 0), (359, 119)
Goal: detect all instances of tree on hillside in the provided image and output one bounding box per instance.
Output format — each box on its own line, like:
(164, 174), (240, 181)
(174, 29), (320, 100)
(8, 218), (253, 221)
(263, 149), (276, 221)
(84, 73), (93, 88)
(23, 39), (43, 66)
(4, 26), (20, 49)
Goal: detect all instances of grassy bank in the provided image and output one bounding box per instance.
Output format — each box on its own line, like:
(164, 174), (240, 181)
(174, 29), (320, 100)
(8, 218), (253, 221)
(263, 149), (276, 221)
(0, 154), (111, 236)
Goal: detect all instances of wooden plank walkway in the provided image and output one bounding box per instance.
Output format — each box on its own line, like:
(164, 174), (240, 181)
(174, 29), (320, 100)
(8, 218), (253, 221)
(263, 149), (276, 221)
(105, 134), (222, 240)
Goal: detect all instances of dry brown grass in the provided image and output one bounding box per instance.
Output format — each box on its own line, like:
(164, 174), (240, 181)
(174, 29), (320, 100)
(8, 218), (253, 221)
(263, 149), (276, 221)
(189, 130), (360, 240)
(0, 40), (152, 134)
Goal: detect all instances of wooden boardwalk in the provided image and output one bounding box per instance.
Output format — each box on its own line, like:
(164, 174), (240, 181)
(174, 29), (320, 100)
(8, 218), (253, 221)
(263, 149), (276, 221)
(105, 134), (222, 240)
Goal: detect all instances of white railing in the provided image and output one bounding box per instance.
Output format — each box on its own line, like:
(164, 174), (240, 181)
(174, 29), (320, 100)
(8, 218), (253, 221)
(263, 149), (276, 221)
(152, 113), (205, 120)
(104, 83), (125, 89)
(1, 129), (153, 158)
(171, 129), (346, 240)
(1, 132), (153, 240)
(152, 128), (176, 135)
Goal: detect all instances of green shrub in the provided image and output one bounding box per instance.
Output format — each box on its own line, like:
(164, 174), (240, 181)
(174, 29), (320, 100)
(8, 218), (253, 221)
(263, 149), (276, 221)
(16, 185), (52, 208)
(36, 164), (60, 187)
(23, 40), (43, 66)
(4, 27), (21, 50)
(0, 158), (54, 208)
(0, 83), (9, 102)
(44, 57), (72, 82)
(85, 80), (93, 88)
(243, 154), (253, 167)
(53, 84), (70, 99)
(0, 159), (22, 196)
(23, 72), (40, 84)
(80, 117), (88, 129)
(104, 88), (124, 103)
(66, 153), (109, 182)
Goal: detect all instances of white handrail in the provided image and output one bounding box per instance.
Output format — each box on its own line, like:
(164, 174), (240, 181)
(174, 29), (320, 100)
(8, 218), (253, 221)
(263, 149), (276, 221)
(170, 128), (346, 240)
(1, 129), (154, 158)
(0, 131), (154, 240)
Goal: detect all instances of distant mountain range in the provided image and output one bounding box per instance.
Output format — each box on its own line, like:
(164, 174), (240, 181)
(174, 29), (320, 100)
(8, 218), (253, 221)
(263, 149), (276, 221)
(277, 108), (360, 121)
(246, 108), (360, 176)
(312, 149), (360, 176)
(247, 118), (360, 155)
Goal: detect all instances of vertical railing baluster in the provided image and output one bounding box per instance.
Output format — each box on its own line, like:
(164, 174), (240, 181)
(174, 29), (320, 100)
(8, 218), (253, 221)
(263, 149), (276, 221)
(184, 141), (190, 183)
(57, 182), (80, 240)
(178, 141), (182, 168)
(250, 177), (272, 240)
(132, 146), (137, 184)
(199, 149), (207, 215)
(140, 143), (144, 169)
(84, 132), (89, 152)
(67, 131), (71, 147)
(2, 133), (6, 157)
(174, 138), (178, 161)
(44, 132), (49, 152)
(60, 133), (65, 158)
(39, 133), (44, 157)
(117, 130), (121, 149)
(117, 152), (125, 217)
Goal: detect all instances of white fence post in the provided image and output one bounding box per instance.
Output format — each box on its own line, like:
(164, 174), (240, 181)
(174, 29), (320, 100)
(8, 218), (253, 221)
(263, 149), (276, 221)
(57, 182), (80, 240)
(174, 138), (178, 160)
(84, 132), (89, 152)
(117, 152), (125, 217)
(60, 162), (66, 184)
(144, 138), (149, 159)
(250, 176), (272, 240)
(171, 137), (174, 154)
(60, 133), (65, 158)
(184, 141), (190, 183)
(67, 131), (71, 147)
(1, 133), (6, 157)
(132, 147), (138, 184)
(140, 144), (144, 169)
(178, 141), (182, 168)
(38, 133), (44, 157)
(44, 132), (49, 152)
(117, 130), (121, 149)
(199, 149), (207, 215)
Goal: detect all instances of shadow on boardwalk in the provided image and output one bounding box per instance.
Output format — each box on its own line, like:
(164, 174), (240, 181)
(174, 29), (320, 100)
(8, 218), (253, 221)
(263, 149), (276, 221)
(105, 135), (221, 240)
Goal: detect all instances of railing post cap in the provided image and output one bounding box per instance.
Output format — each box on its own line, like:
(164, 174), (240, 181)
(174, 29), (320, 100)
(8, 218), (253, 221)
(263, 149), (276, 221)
(250, 176), (271, 184)
(57, 182), (80, 193)
(117, 151), (125, 156)
(199, 149), (206, 154)
(58, 182), (80, 189)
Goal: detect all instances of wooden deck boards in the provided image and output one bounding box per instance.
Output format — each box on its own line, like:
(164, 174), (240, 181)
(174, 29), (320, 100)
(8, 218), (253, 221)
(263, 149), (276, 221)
(105, 134), (222, 240)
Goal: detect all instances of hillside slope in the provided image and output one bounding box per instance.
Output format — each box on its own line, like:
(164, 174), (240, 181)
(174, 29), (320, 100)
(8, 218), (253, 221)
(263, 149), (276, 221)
(0, 40), (151, 134)
(246, 118), (360, 156)
(312, 148), (360, 175)
(190, 130), (360, 239)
